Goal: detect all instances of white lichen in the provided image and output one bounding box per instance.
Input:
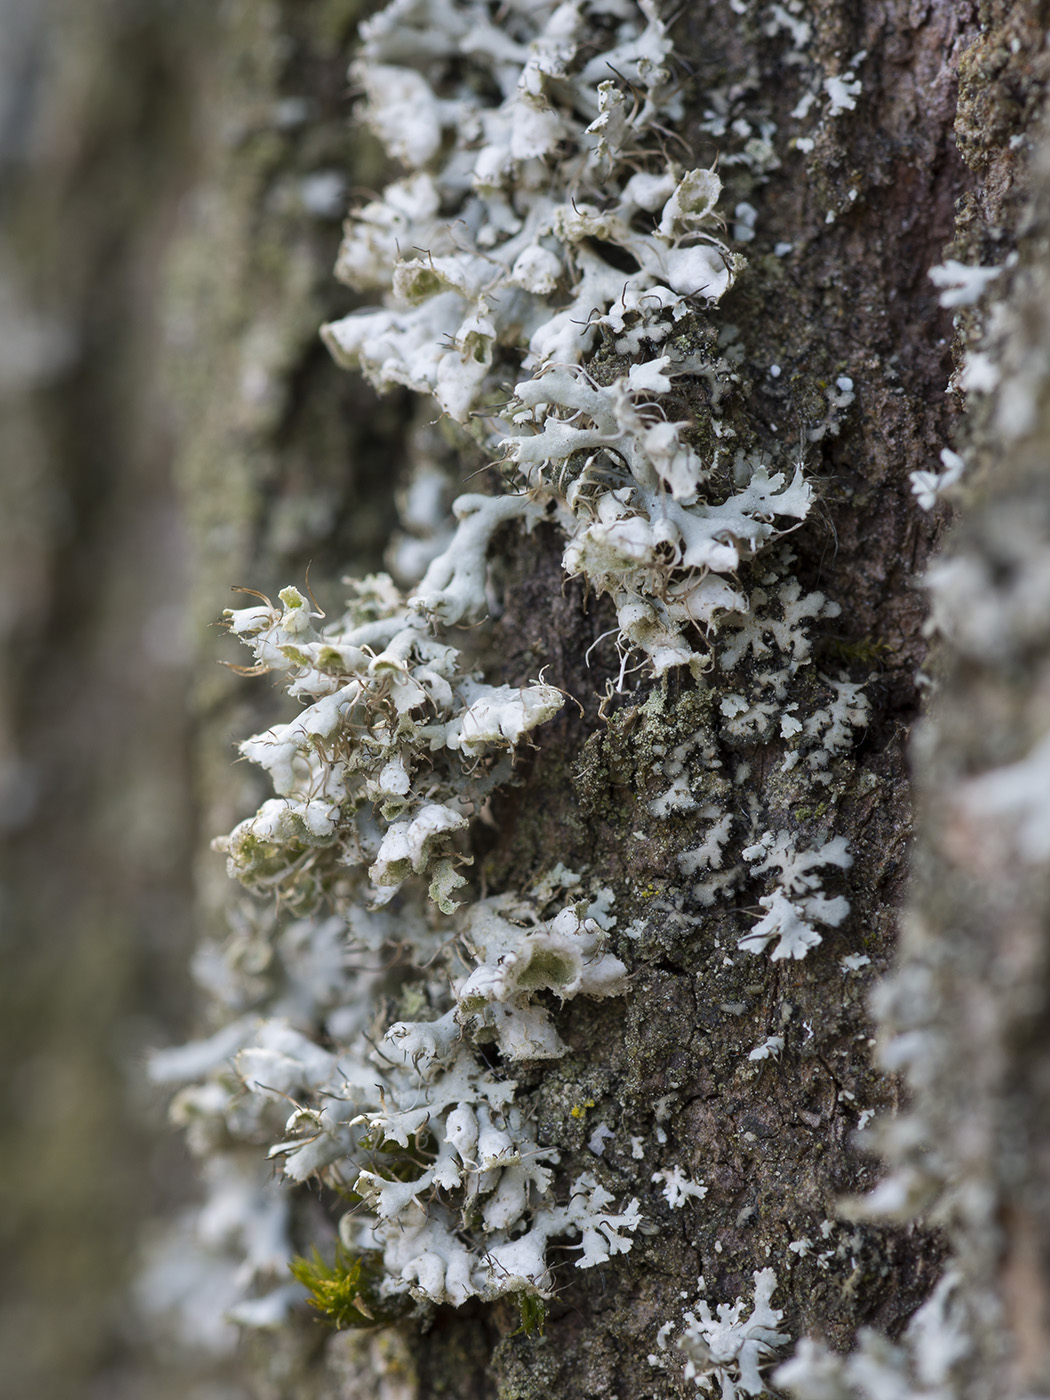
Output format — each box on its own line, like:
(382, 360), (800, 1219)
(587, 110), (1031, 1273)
(651, 1165), (709, 1209)
(673, 1268), (789, 1396)
(738, 832), (853, 960)
(928, 259), (1001, 308)
(748, 1034), (785, 1062)
(157, 0), (876, 1340)
(910, 447), (965, 511)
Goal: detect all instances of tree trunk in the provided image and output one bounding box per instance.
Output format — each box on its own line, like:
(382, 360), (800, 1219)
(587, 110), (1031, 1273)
(159, 1), (1050, 1397)
(5, 2), (1048, 1399)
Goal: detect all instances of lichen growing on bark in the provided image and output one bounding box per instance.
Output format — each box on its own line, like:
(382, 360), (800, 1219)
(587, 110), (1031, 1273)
(150, 0), (1003, 1393)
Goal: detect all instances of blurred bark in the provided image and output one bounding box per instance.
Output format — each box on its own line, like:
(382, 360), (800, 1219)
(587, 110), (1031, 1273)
(0, 2), (208, 1396)
(901, 22), (1050, 1393)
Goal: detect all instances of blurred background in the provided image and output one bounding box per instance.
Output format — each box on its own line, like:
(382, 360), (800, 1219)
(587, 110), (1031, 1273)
(0, 1), (399, 1394)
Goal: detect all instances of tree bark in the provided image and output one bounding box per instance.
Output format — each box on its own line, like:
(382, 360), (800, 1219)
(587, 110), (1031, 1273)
(4, 2), (1048, 1398)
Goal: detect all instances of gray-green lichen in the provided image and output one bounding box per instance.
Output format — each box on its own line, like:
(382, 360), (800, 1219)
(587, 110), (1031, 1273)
(151, 0), (981, 1392)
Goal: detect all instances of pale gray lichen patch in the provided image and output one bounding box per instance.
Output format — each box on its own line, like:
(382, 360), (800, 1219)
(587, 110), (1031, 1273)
(154, 0), (889, 1354)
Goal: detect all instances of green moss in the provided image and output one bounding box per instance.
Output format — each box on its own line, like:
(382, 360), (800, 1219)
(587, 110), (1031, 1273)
(289, 1245), (407, 1329)
(512, 1293), (548, 1338)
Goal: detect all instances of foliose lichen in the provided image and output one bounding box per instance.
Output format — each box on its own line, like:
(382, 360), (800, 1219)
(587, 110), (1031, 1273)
(649, 1268), (789, 1398)
(151, 0), (879, 1362)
